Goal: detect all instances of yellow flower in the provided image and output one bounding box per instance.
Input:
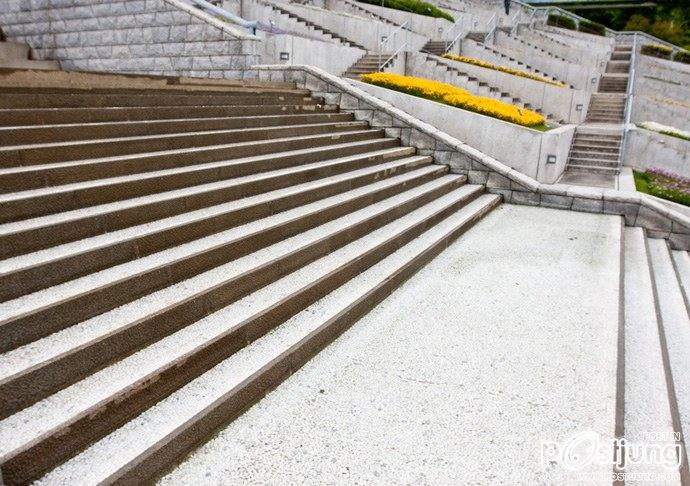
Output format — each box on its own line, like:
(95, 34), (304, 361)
(441, 54), (566, 88)
(359, 72), (546, 128)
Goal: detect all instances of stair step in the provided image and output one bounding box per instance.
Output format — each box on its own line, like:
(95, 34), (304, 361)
(0, 103), (339, 126)
(0, 130), (385, 208)
(0, 41), (31, 61)
(0, 112), (354, 145)
(0, 189), (498, 485)
(569, 150), (618, 161)
(0, 59), (59, 70)
(623, 228), (678, 450)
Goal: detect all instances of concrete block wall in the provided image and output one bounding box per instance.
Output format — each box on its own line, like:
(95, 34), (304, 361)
(244, 64), (690, 250)
(0, 0), (261, 79)
(624, 128), (690, 178)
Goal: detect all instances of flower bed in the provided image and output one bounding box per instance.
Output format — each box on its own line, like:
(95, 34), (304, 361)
(674, 50), (690, 64)
(547, 14), (576, 31)
(359, 72), (547, 128)
(634, 168), (690, 207)
(641, 43), (673, 59)
(640, 121), (690, 142)
(578, 20), (606, 36)
(356, 0), (453, 22)
(441, 54), (566, 88)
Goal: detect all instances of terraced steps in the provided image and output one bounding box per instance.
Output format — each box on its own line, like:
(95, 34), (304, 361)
(422, 40), (448, 56)
(565, 130), (622, 175)
(0, 75), (499, 485)
(260, 0), (366, 50)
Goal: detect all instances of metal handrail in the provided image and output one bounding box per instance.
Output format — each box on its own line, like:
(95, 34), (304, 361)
(378, 21), (410, 71)
(509, 10), (521, 36)
(512, 0), (684, 52)
(445, 28), (465, 53)
(485, 12), (497, 43)
(618, 33), (638, 172)
(187, 0), (259, 34)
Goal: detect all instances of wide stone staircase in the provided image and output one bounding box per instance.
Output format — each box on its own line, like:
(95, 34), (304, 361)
(0, 72), (500, 484)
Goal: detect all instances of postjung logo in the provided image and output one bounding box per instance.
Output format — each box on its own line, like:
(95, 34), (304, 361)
(541, 430), (683, 480)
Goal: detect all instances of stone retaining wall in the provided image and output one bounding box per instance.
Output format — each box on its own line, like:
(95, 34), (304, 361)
(0, 0), (260, 79)
(246, 64), (690, 250)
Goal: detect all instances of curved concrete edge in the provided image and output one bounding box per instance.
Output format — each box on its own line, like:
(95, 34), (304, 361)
(245, 64), (690, 249)
(163, 0), (261, 41)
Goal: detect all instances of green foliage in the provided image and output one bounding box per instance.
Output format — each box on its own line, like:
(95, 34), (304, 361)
(650, 19), (685, 46)
(640, 43), (673, 58)
(547, 13), (576, 31)
(634, 170), (690, 207)
(674, 50), (690, 64)
(578, 20), (606, 36)
(356, 0), (453, 22)
(623, 14), (650, 32)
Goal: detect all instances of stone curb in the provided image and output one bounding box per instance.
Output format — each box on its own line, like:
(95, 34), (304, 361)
(248, 64), (690, 249)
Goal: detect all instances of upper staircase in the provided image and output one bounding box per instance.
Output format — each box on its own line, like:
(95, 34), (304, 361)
(0, 70), (499, 485)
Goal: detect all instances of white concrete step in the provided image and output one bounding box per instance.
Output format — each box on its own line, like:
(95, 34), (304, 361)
(671, 251), (690, 313)
(647, 237), (690, 473)
(0, 41), (30, 61)
(0, 59), (59, 70)
(20, 191), (498, 485)
(623, 229), (677, 479)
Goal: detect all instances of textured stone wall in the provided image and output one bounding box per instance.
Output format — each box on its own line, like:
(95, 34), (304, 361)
(246, 65), (690, 250)
(0, 0), (260, 79)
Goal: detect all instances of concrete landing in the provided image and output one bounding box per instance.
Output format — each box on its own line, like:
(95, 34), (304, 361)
(559, 170), (617, 189)
(159, 205), (623, 485)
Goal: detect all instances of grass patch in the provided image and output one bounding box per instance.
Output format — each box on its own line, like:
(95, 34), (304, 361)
(634, 168), (690, 207)
(357, 0), (453, 22)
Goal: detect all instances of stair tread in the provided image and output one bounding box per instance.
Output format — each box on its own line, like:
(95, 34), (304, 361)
(0, 152), (425, 278)
(15, 190), (495, 485)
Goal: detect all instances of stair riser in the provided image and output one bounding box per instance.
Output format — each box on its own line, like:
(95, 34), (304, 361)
(569, 152), (618, 161)
(0, 131), (384, 212)
(0, 153), (431, 301)
(0, 113), (355, 146)
(0, 121), (364, 172)
(0, 94), (319, 109)
(0, 139), (400, 259)
(99, 193), (500, 486)
(0, 103), (339, 126)
(0, 168), (458, 423)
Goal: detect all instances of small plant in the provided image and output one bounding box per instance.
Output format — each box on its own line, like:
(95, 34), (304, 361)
(634, 168), (690, 207)
(578, 20), (606, 36)
(547, 14), (576, 31)
(640, 121), (690, 142)
(442, 54), (566, 87)
(674, 50), (690, 64)
(356, 0), (453, 22)
(640, 43), (673, 59)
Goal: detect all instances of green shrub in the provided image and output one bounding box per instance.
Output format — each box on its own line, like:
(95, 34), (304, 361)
(674, 50), (690, 64)
(578, 20), (606, 36)
(640, 43), (673, 59)
(357, 0), (453, 22)
(546, 13), (576, 31)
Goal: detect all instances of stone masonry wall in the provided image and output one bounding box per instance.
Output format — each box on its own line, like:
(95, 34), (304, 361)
(0, 0), (260, 79)
(246, 65), (690, 250)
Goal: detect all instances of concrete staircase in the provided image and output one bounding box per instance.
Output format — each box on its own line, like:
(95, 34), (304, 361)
(564, 130), (622, 175)
(585, 93), (626, 123)
(623, 228), (690, 482)
(598, 46), (631, 93)
(0, 39), (58, 70)
(262, 0), (366, 50)
(0, 72), (500, 484)
(343, 53), (395, 78)
(421, 40), (448, 56)
(465, 40), (565, 85)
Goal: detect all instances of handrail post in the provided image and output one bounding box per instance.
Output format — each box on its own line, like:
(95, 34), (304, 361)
(618, 32), (637, 172)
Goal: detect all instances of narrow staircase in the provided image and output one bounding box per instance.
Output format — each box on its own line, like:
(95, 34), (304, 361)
(564, 130), (622, 175)
(0, 72), (500, 485)
(343, 53), (395, 78)
(422, 40), (448, 56)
